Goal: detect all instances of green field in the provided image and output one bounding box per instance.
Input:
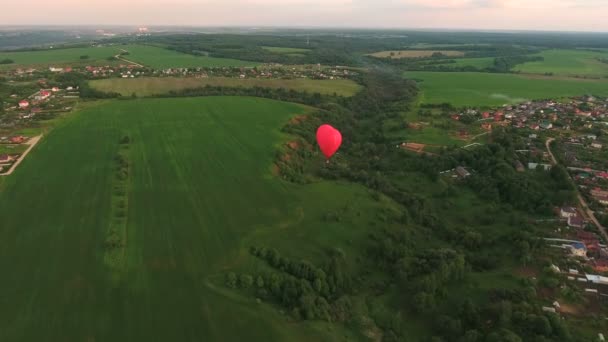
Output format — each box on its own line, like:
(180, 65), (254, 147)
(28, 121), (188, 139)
(436, 57), (496, 69)
(0, 96), (390, 341)
(261, 46), (311, 54)
(122, 45), (257, 68)
(513, 49), (608, 76)
(89, 77), (362, 97)
(0, 46), (120, 68)
(407, 71), (608, 107)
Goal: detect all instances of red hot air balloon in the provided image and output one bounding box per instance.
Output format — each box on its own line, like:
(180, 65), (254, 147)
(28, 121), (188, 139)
(316, 124), (342, 159)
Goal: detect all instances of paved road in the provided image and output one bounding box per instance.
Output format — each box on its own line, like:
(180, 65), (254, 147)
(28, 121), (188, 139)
(0, 135), (42, 176)
(546, 138), (608, 242)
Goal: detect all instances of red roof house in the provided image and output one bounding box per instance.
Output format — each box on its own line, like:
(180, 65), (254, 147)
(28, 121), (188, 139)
(18, 100), (29, 109)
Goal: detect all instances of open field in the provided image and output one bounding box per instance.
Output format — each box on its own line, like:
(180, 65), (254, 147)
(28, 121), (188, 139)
(514, 49), (608, 76)
(0, 96), (389, 341)
(261, 46), (311, 54)
(89, 77), (362, 97)
(435, 57), (496, 69)
(370, 50), (465, 59)
(0, 46), (120, 68)
(121, 45), (257, 68)
(406, 71), (608, 107)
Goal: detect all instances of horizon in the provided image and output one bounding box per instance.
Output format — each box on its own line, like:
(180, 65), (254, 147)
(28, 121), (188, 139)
(1, 0), (608, 33)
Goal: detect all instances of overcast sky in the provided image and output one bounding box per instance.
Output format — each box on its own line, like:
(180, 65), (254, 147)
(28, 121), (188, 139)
(2, 0), (607, 32)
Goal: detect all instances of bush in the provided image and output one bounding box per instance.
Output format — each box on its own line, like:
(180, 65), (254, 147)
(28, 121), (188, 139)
(0, 59), (14, 64)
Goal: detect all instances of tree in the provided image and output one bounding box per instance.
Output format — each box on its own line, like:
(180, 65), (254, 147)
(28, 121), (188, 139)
(0, 58), (14, 64)
(240, 274), (254, 289)
(80, 55), (90, 59)
(225, 272), (237, 288)
(256, 276), (264, 288)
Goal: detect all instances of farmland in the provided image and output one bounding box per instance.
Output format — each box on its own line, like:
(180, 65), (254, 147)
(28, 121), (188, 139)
(261, 46), (311, 54)
(407, 71), (608, 107)
(0, 46), (120, 68)
(370, 50), (465, 59)
(0, 96), (384, 341)
(0, 44), (257, 70)
(513, 49), (608, 76)
(89, 77), (362, 97)
(121, 45), (257, 68)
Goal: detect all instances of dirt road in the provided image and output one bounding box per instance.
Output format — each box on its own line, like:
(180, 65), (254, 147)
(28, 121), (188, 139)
(115, 50), (145, 68)
(0, 135), (42, 176)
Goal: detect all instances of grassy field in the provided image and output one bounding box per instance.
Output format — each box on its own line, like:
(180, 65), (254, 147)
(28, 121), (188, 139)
(0, 96), (389, 341)
(121, 45), (257, 68)
(406, 71), (608, 107)
(89, 77), (362, 97)
(0, 46), (120, 68)
(513, 49), (608, 76)
(370, 50), (465, 59)
(435, 57), (496, 69)
(0, 44), (257, 69)
(261, 46), (311, 54)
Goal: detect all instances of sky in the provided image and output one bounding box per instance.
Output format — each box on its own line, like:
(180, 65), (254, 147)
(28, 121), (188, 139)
(2, 0), (608, 32)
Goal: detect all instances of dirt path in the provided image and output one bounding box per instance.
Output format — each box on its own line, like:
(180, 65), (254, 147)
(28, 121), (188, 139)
(115, 50), (145, 68)
(546, 138), (608, 242)
(0, 135), (42, 176)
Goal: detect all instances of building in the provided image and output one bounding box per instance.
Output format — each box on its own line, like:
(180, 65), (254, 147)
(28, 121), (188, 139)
(18, 100), (29, 109)
(594, 259), (608, 273)
(560, 206), (578, 219)
(51, 87), (60, 92)
(528, 163), (552, 171)
(0, 154), (12, 163)
(569, 242), (587, 257)
(455, 166), (471, 179)
(568, 215), (585, 228)
(592, 143), (603, 149)
(9, 136), (26, 144)
(540, 121), (553, 130)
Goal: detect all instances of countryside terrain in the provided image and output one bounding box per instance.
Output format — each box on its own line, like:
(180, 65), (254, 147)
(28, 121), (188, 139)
(1, 28), (608, 341)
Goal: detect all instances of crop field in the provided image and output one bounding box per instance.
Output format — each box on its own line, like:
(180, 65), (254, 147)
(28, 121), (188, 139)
(261, 46), (311, 54)
(121, 45), (257, 68)
(513, 49), (608, 76)
(0, 96), (389, 341)
(406, 71), (608, 107)
(370, 50), (465, 59)
(89, 77), (362, 97)
(0, 46), (121, 68)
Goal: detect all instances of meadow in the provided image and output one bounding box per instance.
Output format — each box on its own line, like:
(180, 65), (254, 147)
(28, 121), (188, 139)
(0, 96), (387, 341)
(513, 49), (608, 76)
(121, 45), (257, 68)
(370, 50), (465, 59)
(89, 77), (362, 97)
(406, 71), (608, 107)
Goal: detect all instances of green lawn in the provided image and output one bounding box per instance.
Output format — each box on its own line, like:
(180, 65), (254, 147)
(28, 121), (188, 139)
(514, 49), (608, 76)
(0, 46), (120, 68)
(89, 77), (362, 97)
(0, 96), (385, 341)
(406, 71), (608, 107)
(121, 45), (257, 68)
(261, 46), (311, 54)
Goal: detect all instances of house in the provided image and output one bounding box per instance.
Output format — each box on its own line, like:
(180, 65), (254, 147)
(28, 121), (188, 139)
(569, 242), (587, 257)
(49, 67), (63, 72)
(568, 215), (584, 228)
(593, 259), (608, 273)
(594, 194), (608, 206)
(9, 136), (26, 144)
(592, 143), (603, 149)
(529, 163), (552, 171)
(482, 112), (490, 119)
(560, 206), (578, 219)
(540, 121), (553, 130)
(481, 123), (492, 131)
(51, 87), (60, 92)
(0, 154), (12, 163)
(586, 134), (598, 140)
(455, 166), (471, 179)
(18, 100), (29, 109)
(39, 90), (51, 99)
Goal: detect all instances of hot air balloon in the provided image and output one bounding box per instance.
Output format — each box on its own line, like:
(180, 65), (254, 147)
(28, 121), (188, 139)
(316, 124), (342, 160)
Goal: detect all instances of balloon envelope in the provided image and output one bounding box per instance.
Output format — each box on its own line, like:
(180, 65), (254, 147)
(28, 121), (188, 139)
(316, 124), (342, 159)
